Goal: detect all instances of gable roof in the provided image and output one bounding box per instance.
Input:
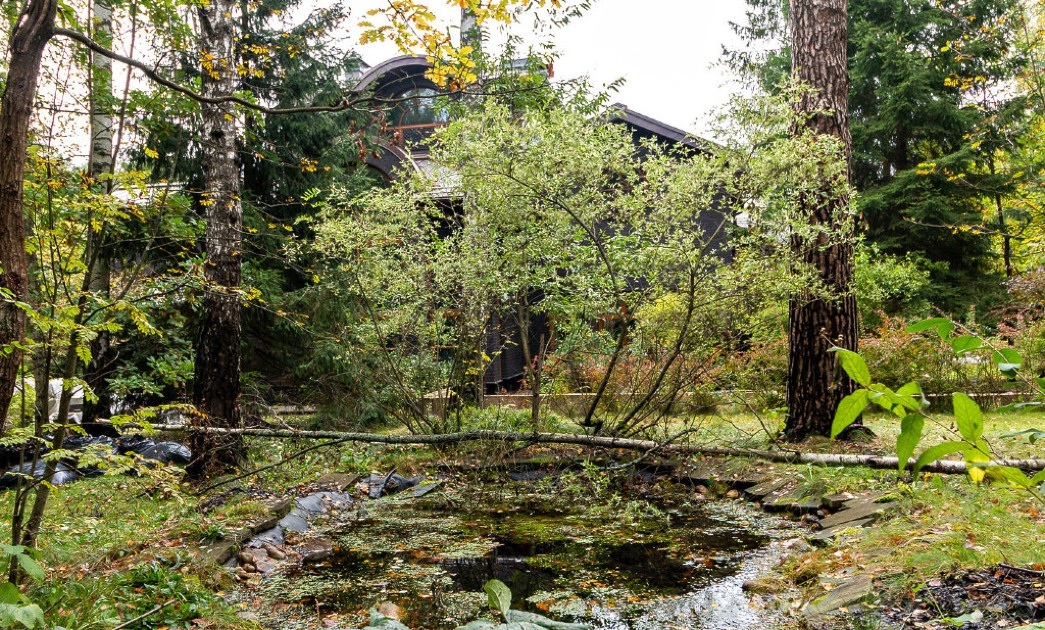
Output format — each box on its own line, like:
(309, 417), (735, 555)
(607, 103), (717, 154)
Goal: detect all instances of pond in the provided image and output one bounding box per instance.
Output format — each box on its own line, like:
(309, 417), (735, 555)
(258, 472), (800, 629)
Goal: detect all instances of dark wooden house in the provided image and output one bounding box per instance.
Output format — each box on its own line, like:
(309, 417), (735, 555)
(353, 56), (729, 393)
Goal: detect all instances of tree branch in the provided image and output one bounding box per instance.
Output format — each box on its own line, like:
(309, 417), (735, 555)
(53, 27), (366, 115)
(195, 436), (353, 495)
(143, 425), (1045, 474)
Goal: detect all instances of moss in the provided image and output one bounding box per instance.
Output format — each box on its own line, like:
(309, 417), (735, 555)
(254, 475), (792, 629)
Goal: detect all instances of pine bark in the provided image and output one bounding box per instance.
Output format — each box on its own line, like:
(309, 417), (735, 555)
(0, 0), (57, 432)
(784, 0), (859, 440)
(189, 0), (246, 475)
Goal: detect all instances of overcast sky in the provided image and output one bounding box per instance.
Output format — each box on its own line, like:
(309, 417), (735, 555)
(353, 0), (752, 139)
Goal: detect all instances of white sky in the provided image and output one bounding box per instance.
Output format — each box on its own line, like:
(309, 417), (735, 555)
(352, 0), (751, 139)
(42, 0), (753, 160)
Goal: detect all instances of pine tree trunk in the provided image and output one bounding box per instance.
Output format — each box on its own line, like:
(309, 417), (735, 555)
(0, 0), (56, 433)
(189, 0), (246, 476)
(83, 0), (115, 423)
(784, 0), (859, 441)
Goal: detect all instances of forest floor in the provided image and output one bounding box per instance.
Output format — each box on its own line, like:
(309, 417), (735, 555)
(0, 406), (1041, 629)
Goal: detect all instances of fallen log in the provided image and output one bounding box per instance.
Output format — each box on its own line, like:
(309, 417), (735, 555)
(145, 425), (1045, 475)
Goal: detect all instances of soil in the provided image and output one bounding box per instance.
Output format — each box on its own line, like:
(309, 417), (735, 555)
(883, 565), (1045, 629)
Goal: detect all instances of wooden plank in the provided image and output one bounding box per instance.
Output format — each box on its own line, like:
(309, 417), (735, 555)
(743, 478), (791, 501)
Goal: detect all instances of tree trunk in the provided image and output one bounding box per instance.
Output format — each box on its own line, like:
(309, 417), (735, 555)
(0, 0), (56, 432)
(83, 0), (115, 423)
(784, 0), (859, 441)
(189, 0), (246, 476)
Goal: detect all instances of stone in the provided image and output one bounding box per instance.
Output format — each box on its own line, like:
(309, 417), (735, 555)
(295, 493), (331, 516)
(742, 576), (790, 594)
(197, 540), (238, 566)
(743, 478), (790, 501)
(804, 574), (875, 617)
(809, 519), (872, 544)
(298, 537), (335, 563)
(235, 551), (256, 566)
(243, 548), (277, 573)
(278, 510), (309, 533)
(816, 499), (888, 530)
(253, 555), (278, 574)
(315, 472), (360, 491)
(821, 493), (853, 510)
(261, 542), (286, 560)
(249, 526), (284, 549)
(412, 482), (443, 498)
(781, 538), (813, 554)
(762, 491), (816, 513)
(325, 491), (354, 510)
(268, 498), (293, 518)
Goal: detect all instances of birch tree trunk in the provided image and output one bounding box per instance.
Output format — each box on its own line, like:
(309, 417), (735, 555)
(189, 0), (246, 475)
(0, 0), (56, 433)
(784, 0), (860, 440)
(83, 0), (114, 422)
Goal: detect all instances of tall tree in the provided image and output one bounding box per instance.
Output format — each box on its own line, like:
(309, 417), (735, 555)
(82, 0), (115, 422)
(850, 0), (1023, 310)
(784, 0), (859, 440)
(236, 2), (371, 390)
(730, 0), (1027, 313)
(0, 0), (57, 431)
(188, 0), (246, 475)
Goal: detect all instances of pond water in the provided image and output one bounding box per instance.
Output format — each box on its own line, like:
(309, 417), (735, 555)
(259, 477), (799, 629)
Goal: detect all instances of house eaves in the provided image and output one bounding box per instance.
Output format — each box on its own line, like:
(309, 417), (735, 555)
(607, 103), (719, 154)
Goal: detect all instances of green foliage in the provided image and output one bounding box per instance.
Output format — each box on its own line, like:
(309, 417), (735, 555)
(860, 316), (1008, 398)
(853, 244), (933, 329)
(19, 149), (203, 415)
(359, 610), (412, 630)
(0, 548), (44, 629)
(484, 579), (512, 617)
(109, 561), (222, 628)
(0, 583), (44, 630)
(304, 98), (739, 434)
(453, 579), (590, 629)
(729, 0), (1029, 313)
(302, 82), (861, 436)
(830, 318), (1045, 496)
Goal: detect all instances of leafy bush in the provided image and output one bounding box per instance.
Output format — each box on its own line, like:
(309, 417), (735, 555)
(721, 337), (788, 412)
(831, 318), (1045, 499)
(112, 561), (223, 629)
(860, 316), (1008, 402)
(853, 244), (934, 331)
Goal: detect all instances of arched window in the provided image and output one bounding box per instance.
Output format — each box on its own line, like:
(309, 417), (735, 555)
(392, 87), (449, 128)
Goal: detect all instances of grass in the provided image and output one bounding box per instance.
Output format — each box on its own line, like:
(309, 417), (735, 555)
(0, 407), (1038, 628)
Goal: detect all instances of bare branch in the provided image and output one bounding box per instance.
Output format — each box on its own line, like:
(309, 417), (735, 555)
(143, 425), (1045, 474)
(53, 27), (367, 115)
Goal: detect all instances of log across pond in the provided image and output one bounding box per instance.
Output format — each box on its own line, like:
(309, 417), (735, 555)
(147, 425), (1045, 474)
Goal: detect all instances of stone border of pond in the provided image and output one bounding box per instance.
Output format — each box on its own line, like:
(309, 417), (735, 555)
(198, 458), (890, 622)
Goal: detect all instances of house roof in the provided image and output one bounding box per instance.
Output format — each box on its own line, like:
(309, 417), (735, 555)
(353, 55), (433, 93)
(607, 103), (717, 154)
(355, 59), (720, 186)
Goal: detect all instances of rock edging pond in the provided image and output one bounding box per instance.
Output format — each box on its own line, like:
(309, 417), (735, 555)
(212, 462), (811, 630)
